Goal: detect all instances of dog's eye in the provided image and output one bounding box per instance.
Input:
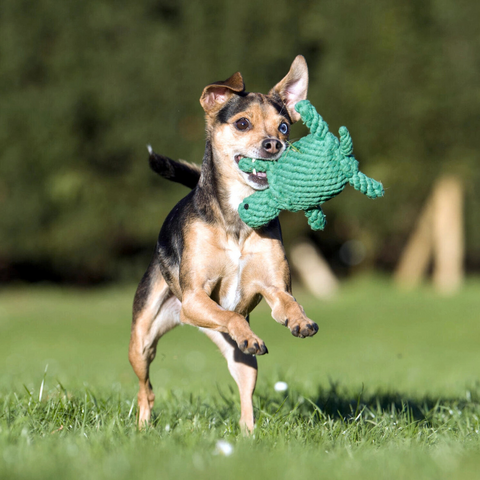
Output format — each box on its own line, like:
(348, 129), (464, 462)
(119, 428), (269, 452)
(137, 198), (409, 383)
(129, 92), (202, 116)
(235, 117), (251, 131)
(279, 122), (289, 135)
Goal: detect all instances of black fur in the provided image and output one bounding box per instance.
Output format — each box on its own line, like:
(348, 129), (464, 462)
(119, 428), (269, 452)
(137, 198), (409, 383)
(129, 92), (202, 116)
(216, 93), (290, 125)
(156, 141), (221, 291)
(217, 93), (254, 124)
(157, 190), (195, 286)
(194, 141), (222, 225)
(149, 150), (201, 189)
(132, 256), (162, 319)
(268, 92), (292, 123)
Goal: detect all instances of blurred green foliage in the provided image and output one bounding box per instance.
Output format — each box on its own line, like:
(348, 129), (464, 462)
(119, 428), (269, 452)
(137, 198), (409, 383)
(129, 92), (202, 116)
(1, 0), (479, 282)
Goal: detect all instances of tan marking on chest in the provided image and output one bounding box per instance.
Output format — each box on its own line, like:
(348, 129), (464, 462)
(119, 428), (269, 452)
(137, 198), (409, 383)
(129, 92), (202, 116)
(181, 221), (288, 314)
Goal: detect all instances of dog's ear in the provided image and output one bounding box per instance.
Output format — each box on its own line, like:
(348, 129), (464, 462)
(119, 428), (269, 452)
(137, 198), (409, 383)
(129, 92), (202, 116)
(200, 72), (245, 114)
(270, 55), (309, 123)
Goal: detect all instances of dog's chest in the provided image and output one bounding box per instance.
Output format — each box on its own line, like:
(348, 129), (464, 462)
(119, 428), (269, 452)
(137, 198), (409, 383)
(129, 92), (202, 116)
(216, 239), (250, 312)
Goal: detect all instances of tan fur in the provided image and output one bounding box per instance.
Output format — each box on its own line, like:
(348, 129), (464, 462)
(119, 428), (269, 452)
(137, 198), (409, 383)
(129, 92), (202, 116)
(129, 272), (181, 426)
(129, 56), (317, 433)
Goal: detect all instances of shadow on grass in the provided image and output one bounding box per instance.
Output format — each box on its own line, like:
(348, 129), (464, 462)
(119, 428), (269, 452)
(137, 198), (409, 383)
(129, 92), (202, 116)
(306, 381), (480, 423)
(252, 381), (480, 428)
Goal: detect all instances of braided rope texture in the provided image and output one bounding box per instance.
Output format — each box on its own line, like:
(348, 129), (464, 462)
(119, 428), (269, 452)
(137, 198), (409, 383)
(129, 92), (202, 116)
(238, 100), (384, 231)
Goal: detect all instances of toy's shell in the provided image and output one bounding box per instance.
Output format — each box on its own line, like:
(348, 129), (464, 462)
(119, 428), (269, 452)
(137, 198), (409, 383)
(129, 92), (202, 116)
(268, 132), (350, 212)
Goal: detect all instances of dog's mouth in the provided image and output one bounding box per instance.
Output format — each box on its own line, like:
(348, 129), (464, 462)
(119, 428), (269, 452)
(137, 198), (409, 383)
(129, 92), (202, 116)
(234, 154), (269, 188)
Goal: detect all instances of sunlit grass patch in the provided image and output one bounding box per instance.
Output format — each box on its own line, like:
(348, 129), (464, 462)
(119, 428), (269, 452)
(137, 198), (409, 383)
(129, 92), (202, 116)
(1, 278), (480, 479)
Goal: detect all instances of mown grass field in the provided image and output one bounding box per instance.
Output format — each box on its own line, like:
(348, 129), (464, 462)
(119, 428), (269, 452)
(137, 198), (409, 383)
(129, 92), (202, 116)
(1, 277), (480, 479)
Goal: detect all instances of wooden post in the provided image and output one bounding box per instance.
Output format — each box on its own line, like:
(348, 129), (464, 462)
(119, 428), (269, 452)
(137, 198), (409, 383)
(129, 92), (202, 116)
(394, 175), (464, 294)
(393, 199), (434, 288)
(432, 176), (464, 294)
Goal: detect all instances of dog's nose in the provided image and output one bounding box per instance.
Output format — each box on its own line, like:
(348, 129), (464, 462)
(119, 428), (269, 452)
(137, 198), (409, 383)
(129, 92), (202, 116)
(262, 138), (283, 155)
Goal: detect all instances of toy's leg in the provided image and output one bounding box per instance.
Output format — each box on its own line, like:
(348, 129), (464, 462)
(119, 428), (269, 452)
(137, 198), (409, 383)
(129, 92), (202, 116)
(239, 191), (281, 229)
(349, 172), (384, 199)
(305, 207), (326, 231)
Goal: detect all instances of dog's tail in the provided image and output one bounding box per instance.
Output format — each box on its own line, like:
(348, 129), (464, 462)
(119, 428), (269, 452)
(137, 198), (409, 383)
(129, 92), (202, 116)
(147, 145), (201, 189)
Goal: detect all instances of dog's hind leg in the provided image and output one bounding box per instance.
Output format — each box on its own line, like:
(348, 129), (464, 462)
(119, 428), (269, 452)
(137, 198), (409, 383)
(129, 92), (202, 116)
(201, 326), (258, 434)
(129, 261), (181, 427)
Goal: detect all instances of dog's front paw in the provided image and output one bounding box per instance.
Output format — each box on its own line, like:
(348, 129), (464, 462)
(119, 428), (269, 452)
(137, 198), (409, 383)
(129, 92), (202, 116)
(228, 315), (268, 355)
(286, 317), (319, 338)
(238, 336), (268, 355)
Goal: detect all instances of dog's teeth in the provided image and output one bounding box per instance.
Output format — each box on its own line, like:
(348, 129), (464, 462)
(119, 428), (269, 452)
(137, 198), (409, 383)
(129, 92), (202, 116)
(253, 169), (257, 175)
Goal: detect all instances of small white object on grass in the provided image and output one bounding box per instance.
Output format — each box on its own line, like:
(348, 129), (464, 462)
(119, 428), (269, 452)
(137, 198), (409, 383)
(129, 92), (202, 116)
(274, 381), (288, 392)
(215, 440), (234, 456)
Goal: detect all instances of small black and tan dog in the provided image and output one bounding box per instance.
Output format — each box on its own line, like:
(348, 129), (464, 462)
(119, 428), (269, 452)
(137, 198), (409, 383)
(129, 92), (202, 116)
(129, 55), (318, 432)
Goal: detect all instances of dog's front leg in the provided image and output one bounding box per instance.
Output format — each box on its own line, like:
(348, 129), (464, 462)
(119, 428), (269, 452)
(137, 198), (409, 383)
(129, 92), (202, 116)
(259, 285), (318, 338)
(180, 290), (268, 355)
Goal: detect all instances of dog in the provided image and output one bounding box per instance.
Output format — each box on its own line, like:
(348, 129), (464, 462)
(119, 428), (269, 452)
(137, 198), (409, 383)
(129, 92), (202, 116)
(129, 55), (318, 433)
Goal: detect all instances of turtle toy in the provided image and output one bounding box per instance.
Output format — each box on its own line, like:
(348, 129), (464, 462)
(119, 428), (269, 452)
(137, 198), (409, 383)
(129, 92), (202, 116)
(238, 100), (384, 230)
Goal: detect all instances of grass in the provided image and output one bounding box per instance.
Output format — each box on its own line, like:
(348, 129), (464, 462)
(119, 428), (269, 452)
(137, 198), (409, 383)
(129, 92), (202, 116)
(1, 276), (480, 479)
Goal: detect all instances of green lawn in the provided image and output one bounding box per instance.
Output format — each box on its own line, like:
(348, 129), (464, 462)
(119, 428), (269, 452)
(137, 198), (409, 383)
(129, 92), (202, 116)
(1, 277), (480, 479)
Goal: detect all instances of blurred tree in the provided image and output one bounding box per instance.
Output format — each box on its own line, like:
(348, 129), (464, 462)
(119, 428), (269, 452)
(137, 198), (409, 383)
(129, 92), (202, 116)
(0, 0), (479, 282)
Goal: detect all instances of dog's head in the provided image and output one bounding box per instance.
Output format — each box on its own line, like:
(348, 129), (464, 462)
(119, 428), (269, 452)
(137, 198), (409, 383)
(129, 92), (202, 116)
(200, 56), (309, 193)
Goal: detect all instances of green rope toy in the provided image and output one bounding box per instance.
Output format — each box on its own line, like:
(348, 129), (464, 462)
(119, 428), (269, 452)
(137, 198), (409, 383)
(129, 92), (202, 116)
(238, 100), (385, 230)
